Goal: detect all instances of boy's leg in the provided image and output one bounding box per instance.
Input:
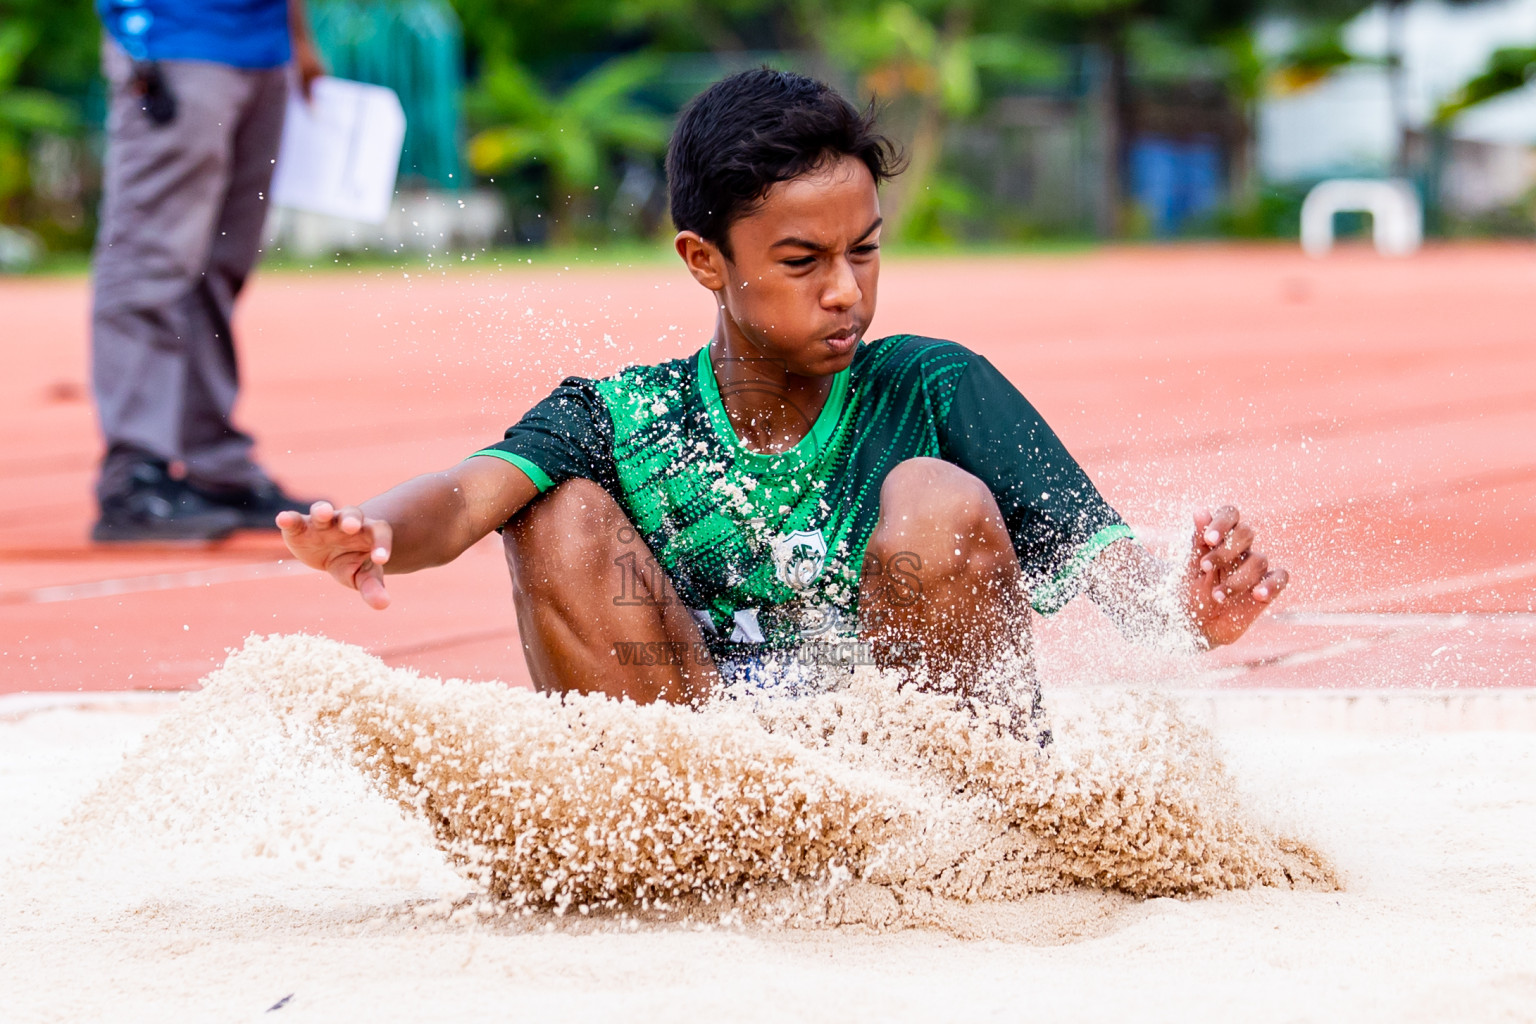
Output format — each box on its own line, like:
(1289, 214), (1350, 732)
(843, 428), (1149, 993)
(857, 458), (1035, 707)
(504, 478), (720, 705)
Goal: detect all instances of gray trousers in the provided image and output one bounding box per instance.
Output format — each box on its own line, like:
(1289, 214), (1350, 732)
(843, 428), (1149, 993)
(91, 42), (288, 501)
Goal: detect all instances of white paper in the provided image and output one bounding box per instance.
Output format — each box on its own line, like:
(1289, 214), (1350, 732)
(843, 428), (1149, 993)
(271, 77), (406, 225)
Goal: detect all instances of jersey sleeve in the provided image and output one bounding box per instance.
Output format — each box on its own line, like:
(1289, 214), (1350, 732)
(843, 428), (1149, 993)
(470, 377), (617, 496)
(936, 352), (1131, 614)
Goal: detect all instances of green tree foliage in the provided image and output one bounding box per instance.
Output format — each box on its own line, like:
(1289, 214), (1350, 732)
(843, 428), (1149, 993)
(0, 24), (78, 220)
(1436, 45), (1536, 124)
(448, 0), (633, 65)
(1271, 21), (1358, 91)
(0, 0), (102, 94)
(813, 1), (1062, 238)
(448, 0), (1346, 240)
(446, 0), (771, 65)
(465, 52), (671, 242)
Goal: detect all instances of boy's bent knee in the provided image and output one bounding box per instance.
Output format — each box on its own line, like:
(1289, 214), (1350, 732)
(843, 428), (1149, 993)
(881, 458), (995, 520)
(866, 458), (1019, 591)
(873, 459), (1003, 551)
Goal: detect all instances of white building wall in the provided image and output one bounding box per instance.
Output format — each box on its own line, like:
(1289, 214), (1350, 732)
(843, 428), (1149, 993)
(1258, 0), (1536, 185)
(1259, 67), (1397, 180)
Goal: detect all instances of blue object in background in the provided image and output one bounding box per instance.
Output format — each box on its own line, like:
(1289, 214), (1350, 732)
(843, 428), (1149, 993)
(97, 0), (292, 69)
(1129, 137), (1223, 236)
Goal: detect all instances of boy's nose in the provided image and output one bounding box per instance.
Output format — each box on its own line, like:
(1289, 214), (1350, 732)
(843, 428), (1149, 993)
(822, 256), (862, 310)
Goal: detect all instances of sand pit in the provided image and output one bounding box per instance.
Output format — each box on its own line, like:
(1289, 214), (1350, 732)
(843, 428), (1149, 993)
(3, 636), (1535, 1022)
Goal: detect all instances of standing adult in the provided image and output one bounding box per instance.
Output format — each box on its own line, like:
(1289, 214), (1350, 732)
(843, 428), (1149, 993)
(90, 0), (324, 541)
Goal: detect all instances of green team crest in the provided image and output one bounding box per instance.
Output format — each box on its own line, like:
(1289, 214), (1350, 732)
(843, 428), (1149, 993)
(771, 528), (827, 591)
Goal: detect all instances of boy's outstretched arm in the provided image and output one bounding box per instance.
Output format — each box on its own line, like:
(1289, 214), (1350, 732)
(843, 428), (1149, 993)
(1083, 505), (1289, 651)
(276, 458), (539, 609)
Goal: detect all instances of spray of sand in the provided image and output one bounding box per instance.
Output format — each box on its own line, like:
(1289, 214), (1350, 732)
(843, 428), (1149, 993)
(51, 634), (1335, 932)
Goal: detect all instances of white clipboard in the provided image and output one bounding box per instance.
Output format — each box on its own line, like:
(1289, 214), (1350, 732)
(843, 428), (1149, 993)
(271, 77), (407, 225)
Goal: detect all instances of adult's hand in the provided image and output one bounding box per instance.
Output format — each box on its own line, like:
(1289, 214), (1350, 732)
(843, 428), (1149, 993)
(288, 0), (326, 102)
(292, 38), (325, 102)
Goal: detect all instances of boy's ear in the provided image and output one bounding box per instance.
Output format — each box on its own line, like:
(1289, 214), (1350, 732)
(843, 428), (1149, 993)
(674, 231), (727, 293)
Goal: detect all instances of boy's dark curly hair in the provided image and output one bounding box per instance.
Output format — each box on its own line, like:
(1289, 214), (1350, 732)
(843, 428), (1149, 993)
(666, 69), (903, 258)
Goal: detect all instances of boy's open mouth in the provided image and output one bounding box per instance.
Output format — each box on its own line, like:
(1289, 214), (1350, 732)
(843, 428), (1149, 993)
(824, 329), (861, 354)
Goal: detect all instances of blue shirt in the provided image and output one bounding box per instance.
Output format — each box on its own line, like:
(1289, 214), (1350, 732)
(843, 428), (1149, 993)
(98, 0), (291, 69)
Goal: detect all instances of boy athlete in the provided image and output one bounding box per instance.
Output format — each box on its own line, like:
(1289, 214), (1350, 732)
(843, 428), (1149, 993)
(281, 71), (1287, 712)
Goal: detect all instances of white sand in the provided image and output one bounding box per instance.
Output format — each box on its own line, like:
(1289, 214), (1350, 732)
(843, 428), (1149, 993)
(2, 637), (1534, 1023)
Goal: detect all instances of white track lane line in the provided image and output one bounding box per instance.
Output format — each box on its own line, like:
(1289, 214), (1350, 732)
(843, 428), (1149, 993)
(1310, 559), (1536, 613)
(2, 561), (309, 605)
(0, 690), (183, 721)
(1278, 611), (1536, 629)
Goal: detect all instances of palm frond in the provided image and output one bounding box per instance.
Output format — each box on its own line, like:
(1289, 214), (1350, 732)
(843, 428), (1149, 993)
(465, 125), (545, 175)
(1436, 46), (1536, 124)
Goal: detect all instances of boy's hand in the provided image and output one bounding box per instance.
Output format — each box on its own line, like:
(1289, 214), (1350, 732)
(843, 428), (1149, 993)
(1184, 506), (1288, 648)
(277, 501), (394, 609)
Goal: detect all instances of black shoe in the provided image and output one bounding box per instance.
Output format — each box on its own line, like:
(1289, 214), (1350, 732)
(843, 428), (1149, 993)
(92, 462), (246, 543)
(187, 479), (316, 531)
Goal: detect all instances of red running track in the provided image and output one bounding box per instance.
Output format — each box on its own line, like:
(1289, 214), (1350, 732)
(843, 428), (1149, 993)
(2, 243), (1532, 695)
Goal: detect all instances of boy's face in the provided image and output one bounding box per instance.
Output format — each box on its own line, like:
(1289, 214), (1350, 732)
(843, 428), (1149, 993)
(677, 154), (881, 379)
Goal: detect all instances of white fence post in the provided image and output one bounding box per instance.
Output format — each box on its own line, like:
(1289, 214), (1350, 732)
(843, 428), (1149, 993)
(1300, 179), (1423, 258)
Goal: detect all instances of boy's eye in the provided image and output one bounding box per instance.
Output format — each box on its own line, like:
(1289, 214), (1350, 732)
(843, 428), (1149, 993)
(852, 243), (880, 256)
(781, 256), (816, 268)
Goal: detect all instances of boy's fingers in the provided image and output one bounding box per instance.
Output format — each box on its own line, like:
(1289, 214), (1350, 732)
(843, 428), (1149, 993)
(336, 505), (366, 534)
(1189, 561), (1218, 608)
(1210, 521), (1256, 569)
(368, 519), (393, 564)
(1253, 567), (1289, 602)
(1193, 508), (1250, 572)
(1191, 509), (1212, 550)
(1190, 510), (1216, 572)
(310, 501), (336, 527)
(356, 565), (391, 609)
(1216, 551), (1268, 599)
(1201, 505), (1240, 548)
(1192, 507), (1227, 550)
(275, 509), (305, 534)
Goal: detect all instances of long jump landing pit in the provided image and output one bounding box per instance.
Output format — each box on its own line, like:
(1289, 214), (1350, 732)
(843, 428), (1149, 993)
(2, 244), (1534, 1020)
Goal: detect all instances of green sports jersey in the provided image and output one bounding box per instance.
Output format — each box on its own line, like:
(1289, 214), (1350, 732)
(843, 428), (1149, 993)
(473, 334), (1129, 661)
